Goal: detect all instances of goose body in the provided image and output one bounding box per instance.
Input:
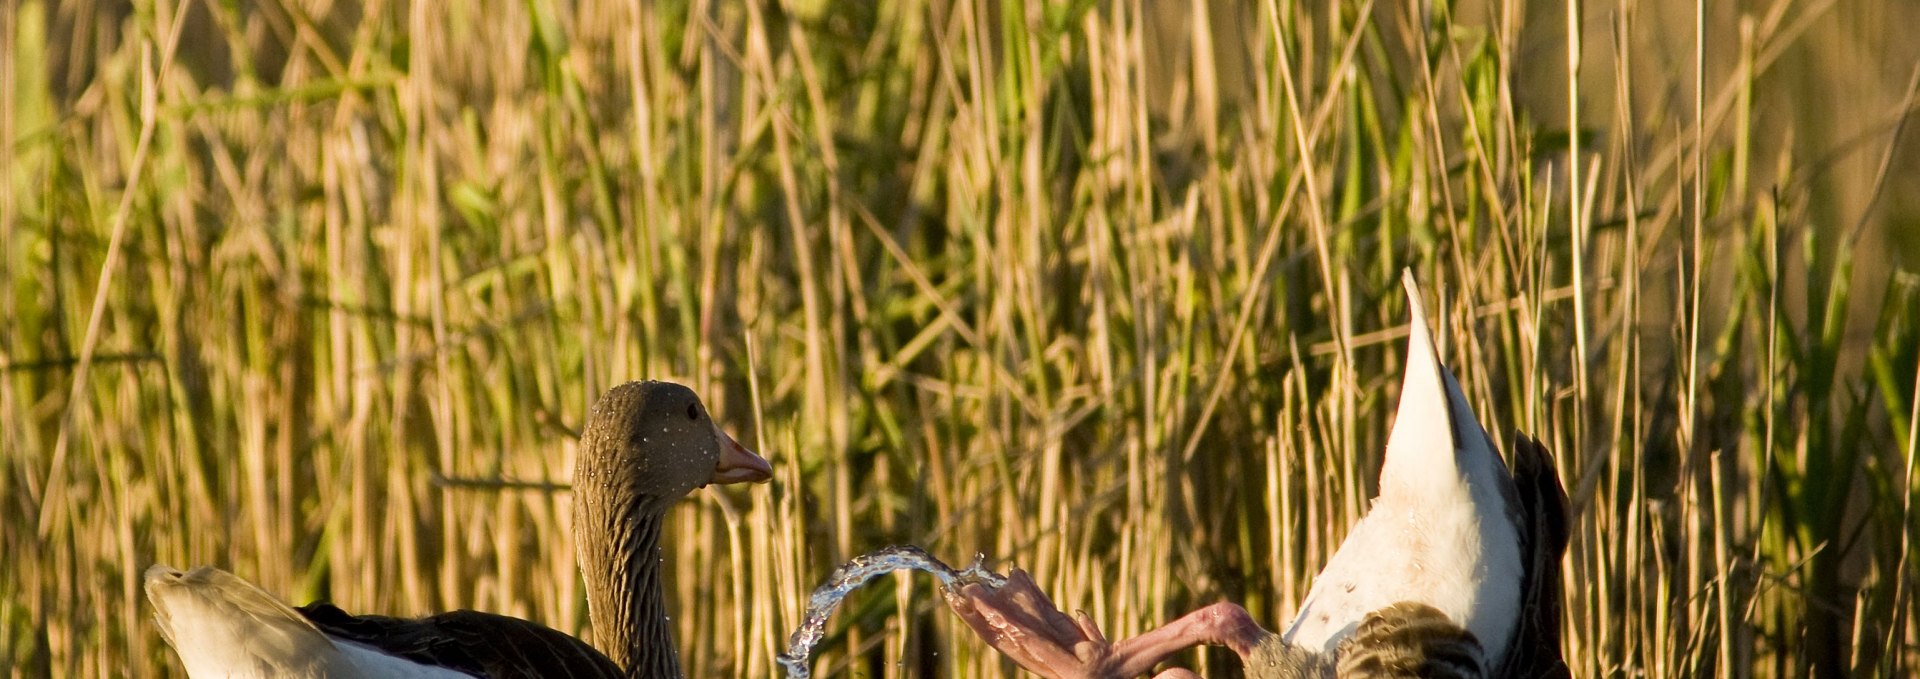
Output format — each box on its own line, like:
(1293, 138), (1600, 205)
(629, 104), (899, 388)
(1282, 273), (1523, 665)
(147, 381), (773, 678)
(944, 272), (1570, 678)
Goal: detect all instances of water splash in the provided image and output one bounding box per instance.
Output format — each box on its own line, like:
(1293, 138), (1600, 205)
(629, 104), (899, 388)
(777, 545), (1007, 679)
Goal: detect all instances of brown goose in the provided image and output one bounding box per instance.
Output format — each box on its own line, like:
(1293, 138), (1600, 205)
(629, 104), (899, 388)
(945, 274), (1571, 678)
(146, 380), (774, 678)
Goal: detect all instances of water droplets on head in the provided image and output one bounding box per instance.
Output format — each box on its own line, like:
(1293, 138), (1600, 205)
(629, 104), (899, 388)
(776, 546), (1008, 679)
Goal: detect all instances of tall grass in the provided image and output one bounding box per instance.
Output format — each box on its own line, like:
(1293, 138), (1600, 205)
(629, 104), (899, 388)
(4, 0), (1917, 677)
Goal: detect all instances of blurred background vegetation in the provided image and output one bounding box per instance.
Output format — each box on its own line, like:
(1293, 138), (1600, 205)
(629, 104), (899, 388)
(4, 0), (1917, 676)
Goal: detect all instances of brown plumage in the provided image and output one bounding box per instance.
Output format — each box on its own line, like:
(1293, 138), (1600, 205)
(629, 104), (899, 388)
(1331, 603), (1485, 679)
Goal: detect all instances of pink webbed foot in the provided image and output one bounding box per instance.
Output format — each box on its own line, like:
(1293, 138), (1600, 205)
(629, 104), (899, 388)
(944, 569), (1279, 678)
(944, 568), (1121, 679)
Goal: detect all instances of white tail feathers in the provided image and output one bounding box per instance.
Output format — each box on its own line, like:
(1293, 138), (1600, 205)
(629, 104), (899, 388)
(145, 565), (349, 678)
(1377, 270), (1466, 495)
(1282, 271), (1524, 666)
(147, 565), (475, 678)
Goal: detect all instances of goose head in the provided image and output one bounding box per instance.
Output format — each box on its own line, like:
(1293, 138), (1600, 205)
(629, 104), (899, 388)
(573, 380), (773, 514)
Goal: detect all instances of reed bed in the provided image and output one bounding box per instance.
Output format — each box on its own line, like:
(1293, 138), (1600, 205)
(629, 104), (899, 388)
(4, 0), (1917, 676)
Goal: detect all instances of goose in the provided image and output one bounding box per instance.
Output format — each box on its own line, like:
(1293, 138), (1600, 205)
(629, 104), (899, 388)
(945, 272), (1570, 678)
(146, 380), (775, 678)
(945, 437), (1565, 679)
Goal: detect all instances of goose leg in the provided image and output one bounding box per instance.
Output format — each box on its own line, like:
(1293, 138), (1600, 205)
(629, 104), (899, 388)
(946, 570), (1275, 679)
(1110, 602), (1270, 661)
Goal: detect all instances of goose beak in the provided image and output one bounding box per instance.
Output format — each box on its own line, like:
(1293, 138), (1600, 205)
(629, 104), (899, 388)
(709, 426), (774, 485)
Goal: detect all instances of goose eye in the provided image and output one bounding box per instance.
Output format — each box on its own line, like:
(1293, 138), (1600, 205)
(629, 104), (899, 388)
(686, 403), (700, 421)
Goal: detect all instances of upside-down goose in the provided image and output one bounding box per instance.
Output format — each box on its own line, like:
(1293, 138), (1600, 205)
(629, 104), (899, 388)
(146, 380), (775, 678)
(946, 272), (1570, 678)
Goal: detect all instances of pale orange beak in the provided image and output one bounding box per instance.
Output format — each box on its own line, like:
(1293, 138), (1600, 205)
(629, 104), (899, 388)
(709, 426), (774, 485)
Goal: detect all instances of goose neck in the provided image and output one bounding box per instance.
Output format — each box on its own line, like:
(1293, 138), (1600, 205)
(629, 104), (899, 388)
(577, 496), (680, 679)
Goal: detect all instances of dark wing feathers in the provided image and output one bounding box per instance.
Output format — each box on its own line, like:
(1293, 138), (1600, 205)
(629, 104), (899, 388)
(1499, 434), (1572, 679)
(297, 602), (624, 678)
